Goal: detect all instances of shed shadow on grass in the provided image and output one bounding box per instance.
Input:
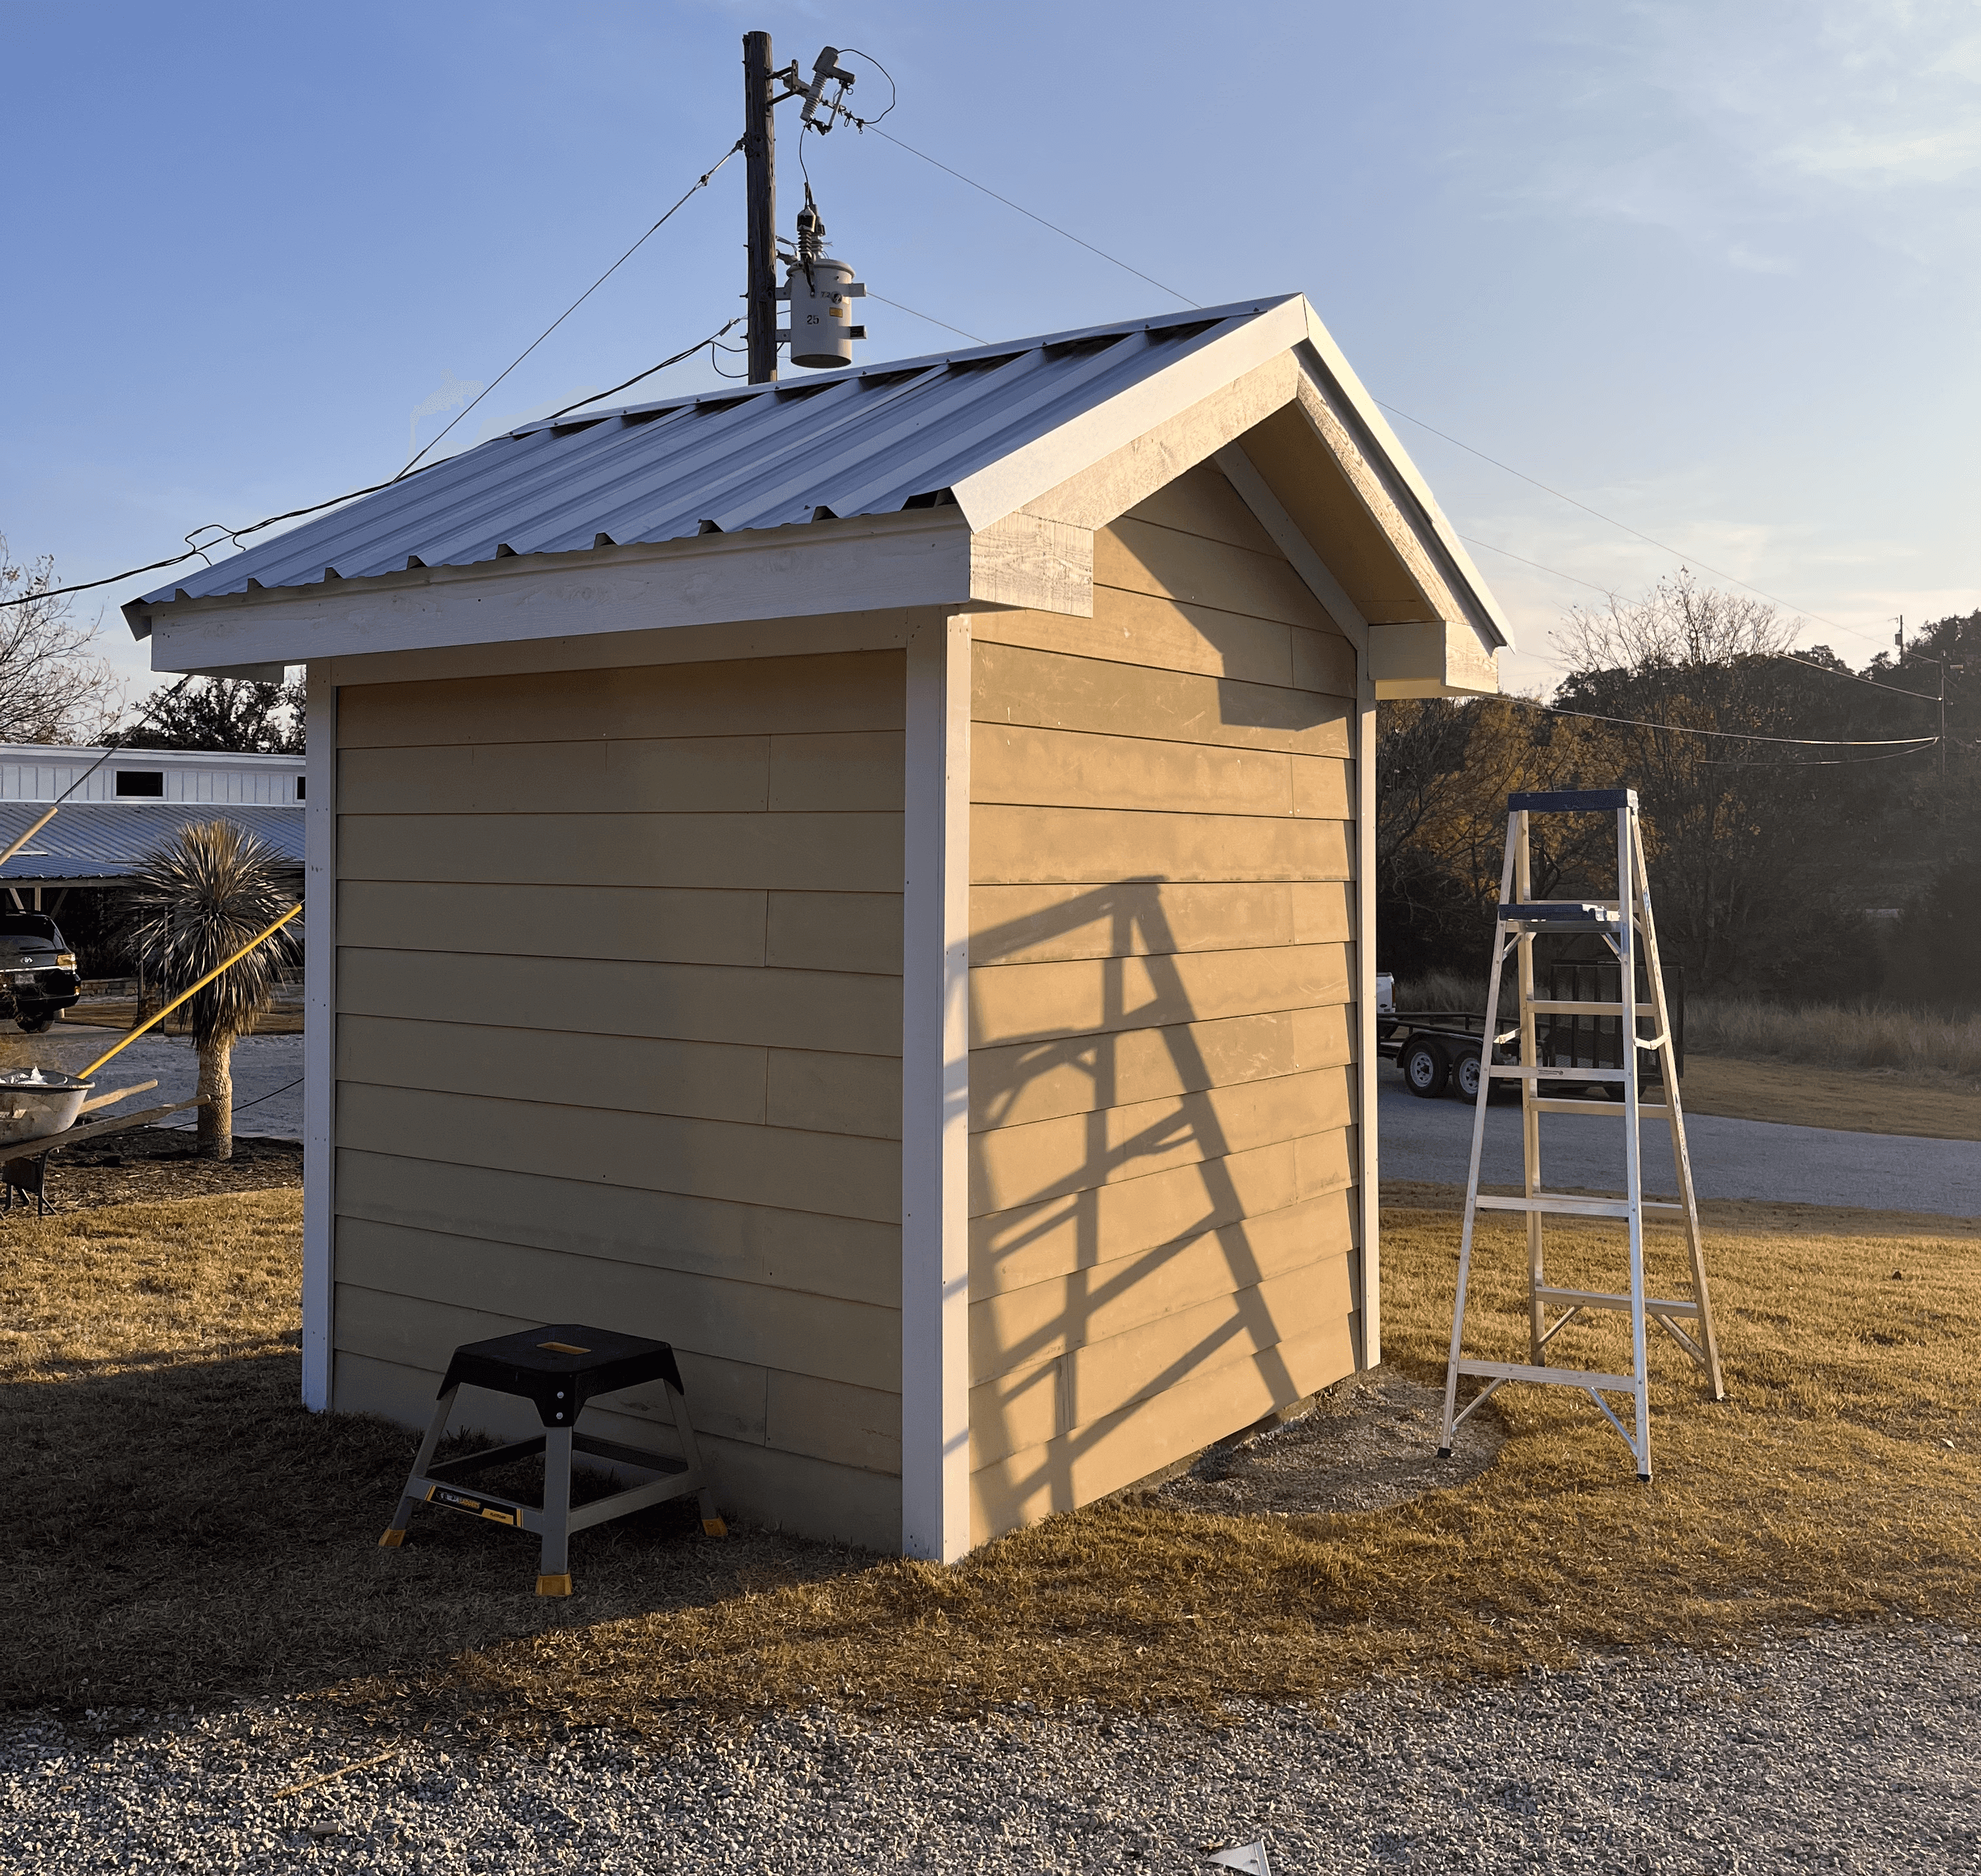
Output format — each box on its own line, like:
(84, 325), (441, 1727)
(1, 1348), (871, 1715)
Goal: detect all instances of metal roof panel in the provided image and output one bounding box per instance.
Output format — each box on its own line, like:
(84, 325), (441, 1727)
(139, 299), (1295, 609)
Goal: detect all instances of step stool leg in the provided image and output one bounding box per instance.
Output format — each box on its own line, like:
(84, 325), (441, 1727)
(537, 1427), (573, 1596)
(381, 1385), (458, 1548)
(667, 1379), (726, 1537)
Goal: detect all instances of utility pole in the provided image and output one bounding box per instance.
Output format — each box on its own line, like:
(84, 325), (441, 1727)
(743, 31), (779, 385)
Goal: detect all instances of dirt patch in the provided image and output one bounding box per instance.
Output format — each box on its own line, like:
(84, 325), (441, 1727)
(1156, 1370), (1505, 1519)
(8, 1125), (302, 1214)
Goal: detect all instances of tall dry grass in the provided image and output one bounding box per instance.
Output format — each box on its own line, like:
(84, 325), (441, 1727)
(1691, 996), (1981, 1080)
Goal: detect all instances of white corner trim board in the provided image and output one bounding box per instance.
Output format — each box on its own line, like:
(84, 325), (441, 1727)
(901, 614), (973, 1563)
(301, 666), (336, 1412)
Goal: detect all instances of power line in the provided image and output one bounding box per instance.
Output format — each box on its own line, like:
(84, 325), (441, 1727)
(5, 145), (751, 612)
(864, 291), (985, 345)
(1460, 534), (1622, 599)
(1461, 536), (1944, 707)
(398, 138), (744, 476)
(858, 124), (1199, 309)
(1374, 401), (1889, 654)
(1500, 692), (1936, 749)
(534, 321), (744, 426)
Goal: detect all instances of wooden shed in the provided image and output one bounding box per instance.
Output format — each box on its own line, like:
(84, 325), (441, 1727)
(127, 295), (1507, 1560)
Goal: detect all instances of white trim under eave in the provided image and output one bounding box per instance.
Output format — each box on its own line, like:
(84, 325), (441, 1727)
(136, 508), (1097, 674)
(301, 666), (335, 1412)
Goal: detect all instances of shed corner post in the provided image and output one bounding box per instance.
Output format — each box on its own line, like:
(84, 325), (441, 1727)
(1357, 642), (1382, 1370)
(901, 613), (972, 1562)
(301, 664), (336, 1412)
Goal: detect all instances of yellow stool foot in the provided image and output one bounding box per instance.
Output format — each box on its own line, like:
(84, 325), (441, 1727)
(536, 1573), (573, 1598)
(701, 1517), (728, 1538)
(379, 1529), (406, 1549)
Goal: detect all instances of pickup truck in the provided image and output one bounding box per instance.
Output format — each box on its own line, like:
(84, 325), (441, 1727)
(0, 912), (82, 1033)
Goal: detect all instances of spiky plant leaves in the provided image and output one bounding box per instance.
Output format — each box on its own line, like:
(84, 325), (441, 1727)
(126, 820), (299, 1158)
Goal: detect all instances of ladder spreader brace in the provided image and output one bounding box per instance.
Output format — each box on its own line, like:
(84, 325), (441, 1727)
(1438, 788), (1724, 1479)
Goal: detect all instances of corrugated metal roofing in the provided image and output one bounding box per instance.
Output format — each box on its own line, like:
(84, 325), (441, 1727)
(0, 804), (303, 882)
(140, 299), (1294, 608)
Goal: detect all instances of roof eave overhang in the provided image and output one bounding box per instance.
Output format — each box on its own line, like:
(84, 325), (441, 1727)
(128, 504), (1090, 674)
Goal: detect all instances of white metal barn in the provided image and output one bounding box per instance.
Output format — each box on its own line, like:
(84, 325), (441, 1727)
(0, 743), (304, 904)
(125, 295), (1507, 1561)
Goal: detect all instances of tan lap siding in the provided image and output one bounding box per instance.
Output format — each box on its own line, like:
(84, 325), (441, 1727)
(332, 650), (905, 1549)
(966, 465), (1360, 1541)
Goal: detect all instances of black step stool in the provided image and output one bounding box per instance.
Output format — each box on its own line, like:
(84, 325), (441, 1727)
(379, 1323), (725, 1596)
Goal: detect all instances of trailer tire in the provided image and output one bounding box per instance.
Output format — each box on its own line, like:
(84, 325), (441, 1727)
(1401, 1038), (1448, 1099)
(1454, 1051), (1482, 1101)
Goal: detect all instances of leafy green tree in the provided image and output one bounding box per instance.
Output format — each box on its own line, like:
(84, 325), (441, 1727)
(128, 674), (304, 753)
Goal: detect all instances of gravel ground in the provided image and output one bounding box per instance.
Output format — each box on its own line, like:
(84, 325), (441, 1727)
(1376, 1072), (1981, 1216)
(2, 1624), (1972, 1872)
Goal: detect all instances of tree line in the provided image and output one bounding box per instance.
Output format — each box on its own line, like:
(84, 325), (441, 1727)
(1380, 572), (1979, 1007)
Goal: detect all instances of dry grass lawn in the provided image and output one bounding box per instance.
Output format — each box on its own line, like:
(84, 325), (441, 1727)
(3, 1188), (1976, 1735)
(1677, 1053), (1981, 1140)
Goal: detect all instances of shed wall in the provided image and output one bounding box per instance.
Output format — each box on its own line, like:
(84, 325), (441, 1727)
(330, 649), (907, 1548)
(966, 464), (1361, 1540)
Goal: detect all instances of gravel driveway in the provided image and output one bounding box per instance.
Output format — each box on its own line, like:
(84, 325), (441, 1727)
(47, 1030), (304, 1139)
(3, 1624), (1972, 1872)
(1376, 1074), (1981, 1216)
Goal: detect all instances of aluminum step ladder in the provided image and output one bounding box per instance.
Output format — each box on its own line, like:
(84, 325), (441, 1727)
(1438, 789), (1724, 1479)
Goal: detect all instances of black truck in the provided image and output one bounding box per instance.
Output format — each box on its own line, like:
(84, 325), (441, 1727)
(0, 912), (82, 1032)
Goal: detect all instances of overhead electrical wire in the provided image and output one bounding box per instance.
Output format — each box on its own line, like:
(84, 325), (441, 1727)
(1499, 692), (1937, 750)
(856, 122), (1199, 310)
(397, 138), (745, 476)
(850, 118), (1931, 676)
(4, 143), (750, 610)
(865, 291), (985, 344)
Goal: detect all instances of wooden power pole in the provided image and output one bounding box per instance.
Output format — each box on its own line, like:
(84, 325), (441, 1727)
(743, 31), (779, 385)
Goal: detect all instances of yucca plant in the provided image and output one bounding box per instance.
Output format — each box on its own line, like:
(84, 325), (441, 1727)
(126, 820), (299, 1159)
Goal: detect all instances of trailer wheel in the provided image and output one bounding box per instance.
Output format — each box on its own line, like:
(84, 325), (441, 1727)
(1454, 1051), (1483, 1101)
(1401, 1038), (1448, 1098)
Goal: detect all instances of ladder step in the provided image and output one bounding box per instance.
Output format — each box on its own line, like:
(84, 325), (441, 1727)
(1489, 1064), (1625, 1081)
(1534, 1285), (1700, 1317)
(1476, 1192), (1683, 1217)
(1526, 1000), (1657, 1017)
(1457, 1358), (1640, 1393)
(1532, 1098), (1674, 1118)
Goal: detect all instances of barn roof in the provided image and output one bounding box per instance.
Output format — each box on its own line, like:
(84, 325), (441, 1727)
(127, 294), (1512, 696)
(0, 802), (303, 884)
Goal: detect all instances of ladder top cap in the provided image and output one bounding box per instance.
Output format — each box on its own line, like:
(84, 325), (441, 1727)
(1508, 789), (1638, 812)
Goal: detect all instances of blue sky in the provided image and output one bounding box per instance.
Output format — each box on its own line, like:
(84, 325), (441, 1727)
(5, 1), (1976, 698)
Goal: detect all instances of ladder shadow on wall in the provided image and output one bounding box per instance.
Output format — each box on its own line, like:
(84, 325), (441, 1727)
(968, 878), (1326, 1522)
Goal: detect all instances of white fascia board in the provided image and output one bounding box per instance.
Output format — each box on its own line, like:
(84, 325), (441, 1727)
(946, 297), (1313, 533)
(1297, 304), (1517, 656)
(141, 510), (989, 672)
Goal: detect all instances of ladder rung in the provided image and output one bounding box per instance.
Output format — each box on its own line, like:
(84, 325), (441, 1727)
(1526, 1000), (1657, 1017)
(1534, 1285), (1700, 1317)
(1476, 1192), (1683, 1217)
(1532, 1098), (1674, 1118)
(1490, 1064), (1625, 1081)
(1458, 1359), (1639, 1393)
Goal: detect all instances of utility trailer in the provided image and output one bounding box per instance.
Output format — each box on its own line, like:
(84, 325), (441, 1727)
(1376, 962), (1685, 1102)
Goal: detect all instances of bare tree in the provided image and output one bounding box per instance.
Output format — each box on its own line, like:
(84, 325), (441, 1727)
(0, 536), (126, 743)
(1558, 566), (1799, 673)
(126, 821), (299, 1159)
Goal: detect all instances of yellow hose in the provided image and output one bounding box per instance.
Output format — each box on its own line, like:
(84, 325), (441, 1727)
(82, 901), (303, 1081)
